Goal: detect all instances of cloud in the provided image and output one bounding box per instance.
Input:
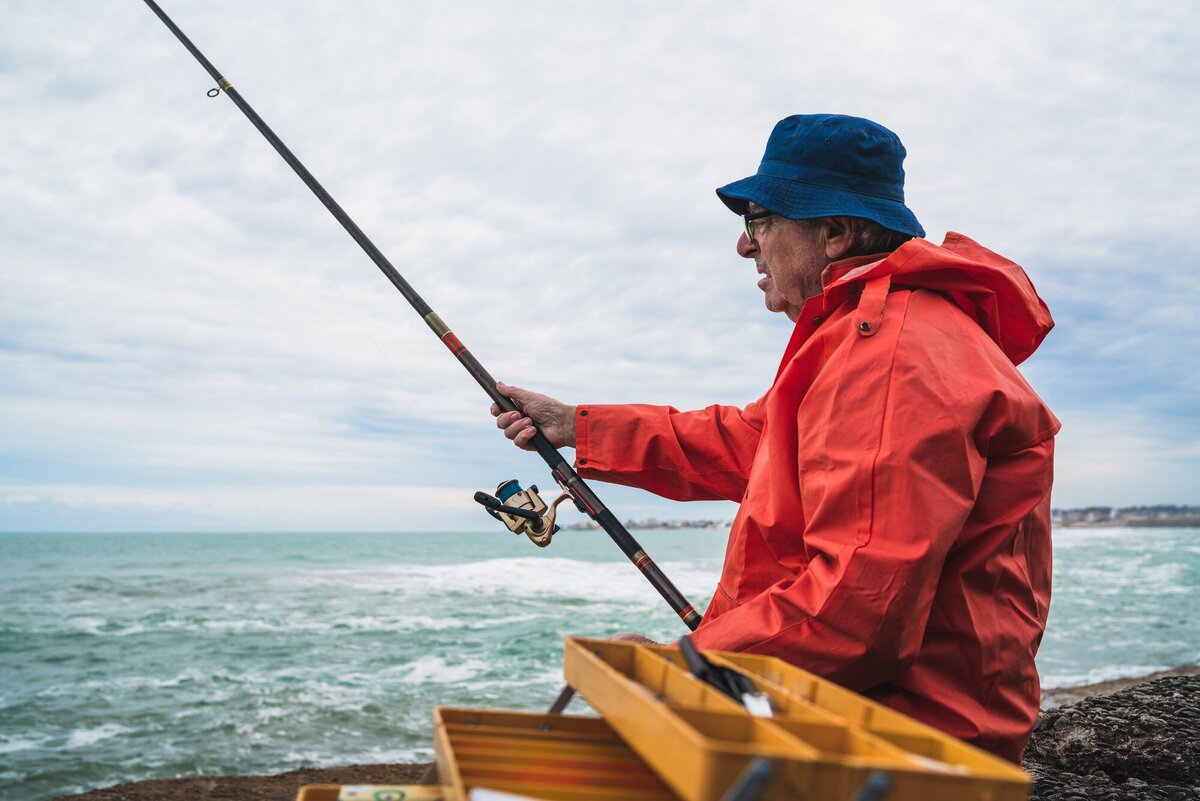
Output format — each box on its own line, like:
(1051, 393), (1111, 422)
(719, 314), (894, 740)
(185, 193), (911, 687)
(1, 1), (1197, 531)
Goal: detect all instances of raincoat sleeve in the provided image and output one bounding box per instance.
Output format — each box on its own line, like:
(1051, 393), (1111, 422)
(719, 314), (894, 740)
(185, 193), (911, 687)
(573, 398), (766, 502)
(685, 293), (1060, 689)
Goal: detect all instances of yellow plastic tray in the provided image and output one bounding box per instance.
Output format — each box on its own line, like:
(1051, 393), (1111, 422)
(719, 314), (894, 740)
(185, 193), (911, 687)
(562, 637), (1030, 801)
(433, 706), (681, 801)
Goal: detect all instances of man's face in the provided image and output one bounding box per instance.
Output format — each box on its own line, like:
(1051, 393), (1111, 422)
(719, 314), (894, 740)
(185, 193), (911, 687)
(737, 204), (827, 322)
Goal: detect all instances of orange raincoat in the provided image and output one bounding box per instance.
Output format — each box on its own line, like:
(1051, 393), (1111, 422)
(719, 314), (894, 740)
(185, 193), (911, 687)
(575, 234), (1059, 762)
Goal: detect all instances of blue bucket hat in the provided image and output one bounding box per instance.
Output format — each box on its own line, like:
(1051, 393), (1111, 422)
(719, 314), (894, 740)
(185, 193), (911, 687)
(717, 114), (924, 238)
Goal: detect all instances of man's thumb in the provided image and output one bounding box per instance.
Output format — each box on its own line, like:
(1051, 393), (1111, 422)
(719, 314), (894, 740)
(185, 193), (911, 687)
(497, 382), (527, 409)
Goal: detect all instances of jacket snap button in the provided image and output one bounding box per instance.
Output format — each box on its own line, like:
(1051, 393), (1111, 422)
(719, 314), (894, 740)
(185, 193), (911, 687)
(849, 284), (861, 293)
(580, 409), (588, 416)
(859, 322), (871, 332)
(812, 316), (823, 326)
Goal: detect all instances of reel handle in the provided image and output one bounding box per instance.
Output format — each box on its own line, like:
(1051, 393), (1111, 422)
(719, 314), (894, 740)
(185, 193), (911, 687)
(473, 491), (543, 524)
(474, 479), (564, 546)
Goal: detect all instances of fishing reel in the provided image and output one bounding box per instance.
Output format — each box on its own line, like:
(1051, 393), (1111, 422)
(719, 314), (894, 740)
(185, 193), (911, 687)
(474, 479), (572, 547)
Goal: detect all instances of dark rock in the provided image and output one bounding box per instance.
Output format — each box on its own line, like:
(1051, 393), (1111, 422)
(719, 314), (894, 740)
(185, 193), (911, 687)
(1024, 675), (1200, 800)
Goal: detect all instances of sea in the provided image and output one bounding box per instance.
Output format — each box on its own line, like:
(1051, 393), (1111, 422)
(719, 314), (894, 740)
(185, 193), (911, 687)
(1, 526), (1198, 801)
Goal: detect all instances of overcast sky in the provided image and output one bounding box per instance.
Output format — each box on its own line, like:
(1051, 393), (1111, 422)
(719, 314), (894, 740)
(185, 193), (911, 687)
(1, 1), (1197, 532)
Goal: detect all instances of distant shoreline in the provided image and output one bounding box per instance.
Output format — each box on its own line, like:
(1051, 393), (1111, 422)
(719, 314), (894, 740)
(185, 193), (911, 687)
(1053, 518), (1200, 529)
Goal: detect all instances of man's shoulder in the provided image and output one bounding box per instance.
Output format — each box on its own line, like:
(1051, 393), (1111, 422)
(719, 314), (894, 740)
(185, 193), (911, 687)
(891, 286), (1014, 364)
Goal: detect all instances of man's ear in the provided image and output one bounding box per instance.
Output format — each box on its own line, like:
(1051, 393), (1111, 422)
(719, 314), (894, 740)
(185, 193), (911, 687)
(823, 216), (857, 261)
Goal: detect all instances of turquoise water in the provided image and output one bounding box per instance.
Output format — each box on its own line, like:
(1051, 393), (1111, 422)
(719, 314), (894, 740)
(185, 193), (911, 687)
(1, 527), (1197, 800)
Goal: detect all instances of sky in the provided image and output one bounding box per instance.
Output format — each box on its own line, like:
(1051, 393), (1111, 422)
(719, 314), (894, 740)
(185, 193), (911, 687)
(1, 1), (1197, 532)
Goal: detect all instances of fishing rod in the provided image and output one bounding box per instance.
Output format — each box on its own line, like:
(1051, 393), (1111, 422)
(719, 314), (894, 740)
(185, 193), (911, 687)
(141, 0), (700, 631)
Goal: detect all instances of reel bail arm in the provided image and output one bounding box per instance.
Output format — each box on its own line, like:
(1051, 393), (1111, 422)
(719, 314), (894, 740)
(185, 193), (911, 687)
(474, 479), (570, 547)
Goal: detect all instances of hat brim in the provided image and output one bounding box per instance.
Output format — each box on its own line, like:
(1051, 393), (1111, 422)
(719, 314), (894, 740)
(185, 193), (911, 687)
(717, 175), (925, 239)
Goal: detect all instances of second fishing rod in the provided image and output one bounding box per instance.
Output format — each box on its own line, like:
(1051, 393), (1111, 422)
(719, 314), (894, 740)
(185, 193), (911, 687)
(141, 0), (700, 632)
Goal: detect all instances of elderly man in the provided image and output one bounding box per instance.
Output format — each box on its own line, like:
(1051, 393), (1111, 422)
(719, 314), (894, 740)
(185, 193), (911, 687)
(492, 114), (1058, 762)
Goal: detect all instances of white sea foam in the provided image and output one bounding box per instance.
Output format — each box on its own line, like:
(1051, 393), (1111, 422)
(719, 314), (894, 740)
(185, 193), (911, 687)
(66, 666), (220, 696)
(0, 735), (46, 755)
(304, 557), (718, 606)
(401, 655), (492, 685)
(1040, 663), (1177, 689)
(65, 723), (130, 749)
(54, 616), (153, 637)
(469, 666), (563, 693)
(140, 612), (469, 635)
(282, 744), (430, 767)
(66, 616), (109, 635)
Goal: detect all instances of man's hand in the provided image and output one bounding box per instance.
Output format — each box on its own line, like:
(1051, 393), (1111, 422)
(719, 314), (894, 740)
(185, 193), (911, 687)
(490, 382), (577, 450)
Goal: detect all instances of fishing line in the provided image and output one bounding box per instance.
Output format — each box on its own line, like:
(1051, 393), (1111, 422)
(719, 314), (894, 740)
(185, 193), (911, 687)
(152, 3), (476, 483)
(141, 0), (701, 630)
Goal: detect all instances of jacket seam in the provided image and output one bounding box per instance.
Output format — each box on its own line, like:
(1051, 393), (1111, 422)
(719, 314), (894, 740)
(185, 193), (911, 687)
(716, 581), (741, 608)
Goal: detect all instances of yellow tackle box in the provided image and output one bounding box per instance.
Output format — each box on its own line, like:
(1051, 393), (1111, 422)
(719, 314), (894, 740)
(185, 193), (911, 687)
(432, 706), (681, 800)
(561, 636), (1030, 801)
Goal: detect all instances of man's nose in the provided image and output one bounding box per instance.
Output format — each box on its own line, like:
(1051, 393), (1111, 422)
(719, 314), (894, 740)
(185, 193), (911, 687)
(737, 231), (758, 258)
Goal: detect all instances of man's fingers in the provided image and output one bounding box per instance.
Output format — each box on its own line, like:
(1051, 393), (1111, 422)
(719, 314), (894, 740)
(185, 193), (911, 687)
(493, 382), (561, 450)
(503, 417), (533, 441)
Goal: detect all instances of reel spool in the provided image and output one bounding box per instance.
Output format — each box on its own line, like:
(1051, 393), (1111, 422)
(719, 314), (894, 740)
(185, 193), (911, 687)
(474, 479), (571, 547)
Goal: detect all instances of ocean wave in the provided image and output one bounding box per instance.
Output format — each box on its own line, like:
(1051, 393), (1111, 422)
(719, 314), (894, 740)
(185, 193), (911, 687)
(281, 743), (431, 767)
(297, 557), (719, 604)
(1039, 662), (1187, 689)
(400, 655), (492, 686)
(45, 612), (477, 638)
(0, 735), (50, 755)
(64, 723), (131, 749)
(468, 666), (563, 693)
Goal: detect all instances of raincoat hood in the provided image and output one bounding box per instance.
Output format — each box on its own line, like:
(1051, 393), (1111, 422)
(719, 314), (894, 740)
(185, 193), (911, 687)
(823, 233), (1054, 366)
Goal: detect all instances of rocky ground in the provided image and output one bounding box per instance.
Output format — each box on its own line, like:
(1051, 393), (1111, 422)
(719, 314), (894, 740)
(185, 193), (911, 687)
(54, 669), (1200, 801)
(1024, 674), (1200, 801)
(51, 764), (430, 801)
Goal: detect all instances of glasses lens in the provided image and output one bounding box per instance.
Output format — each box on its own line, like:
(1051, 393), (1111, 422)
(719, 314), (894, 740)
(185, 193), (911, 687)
(744, 210), (772, 242)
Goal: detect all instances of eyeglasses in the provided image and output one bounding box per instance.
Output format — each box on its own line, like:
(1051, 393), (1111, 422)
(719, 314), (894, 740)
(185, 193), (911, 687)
(743, 209), (776, 242)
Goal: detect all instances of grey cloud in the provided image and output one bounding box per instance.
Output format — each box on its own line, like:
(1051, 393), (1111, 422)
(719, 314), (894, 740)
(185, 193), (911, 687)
(1, 0), (1197, 530)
